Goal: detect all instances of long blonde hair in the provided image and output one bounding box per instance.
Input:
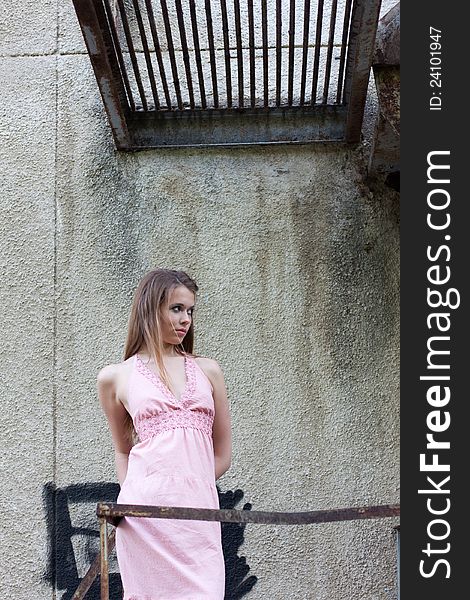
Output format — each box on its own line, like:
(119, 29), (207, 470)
(123, 268), (198, 440)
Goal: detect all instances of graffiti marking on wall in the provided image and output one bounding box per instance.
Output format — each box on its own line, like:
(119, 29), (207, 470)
(43, 483), (257, 599)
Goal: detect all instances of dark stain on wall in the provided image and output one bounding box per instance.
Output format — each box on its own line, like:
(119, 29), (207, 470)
(43, 483), (257, 599)
(43, 482), (123, 600)
(218, 487), (258, 599)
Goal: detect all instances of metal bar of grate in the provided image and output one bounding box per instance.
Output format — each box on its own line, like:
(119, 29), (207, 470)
(71, 529), (116, 600)
(344, 0), (382, 142)
(287, 0), (296, 106)
(310, 0), (324, 104)
(205, 0), (219, 108)
(99, 502), (400, 526)
(102, 0), (135, 111)
(275, 0), (282, 106)
(132, 0), (160, 109)
(220, 0), (233, 108)
(144, 0), (172, 109)
(247, 0), (256, 107)
(261, 0), (269, 107)
(99, 517), (109, 600)
(322, 0), (338, 104)
(116, 0), (148, 110)
(175, 0), (195, 109)
(72, 0), (132, 148)
(234, 0), (244, 107)
(189, 0), (207, 109)
(160, 0), (183, 110)
(336, 0), (353, 104)
(129, 104), (348, 147)
(395, 526), (400, 600)
(299, 0), (311, 106)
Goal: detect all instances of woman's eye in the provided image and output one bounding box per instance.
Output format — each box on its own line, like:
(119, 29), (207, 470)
(171, 306), (193, 316)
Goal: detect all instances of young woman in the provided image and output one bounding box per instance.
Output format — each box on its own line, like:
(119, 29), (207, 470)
(97, 268), (232, 599)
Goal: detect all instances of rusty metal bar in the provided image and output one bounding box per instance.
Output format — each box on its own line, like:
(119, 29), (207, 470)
(275, 0), (281, 106)
(98, 502), (400, 526)
(287, 0), (296, 106)
(132, 0), (160, 109)
(233, 0), (244, 107)
(160, 0), (183, 109)
(144, 0), (172, 108)
(175, 0), (195, 109)
(336, 0), (353, 104)
(220, 0), (232, 108)
(102, 0), (135, 111)
(261, 0), (268, 107)
(343, 0), (382, 142)
(247, 0), (256, 107)
(125, 103), (348, 147)
(310, 0), (324, 104)
(205, 0), (219, 108)
(299, 0), (311, 105)
(71, 500), (398, 597)
(189, 0), (207, 109)
(116, 0), (148, 110)
(322, 0), (338, 104)
(71, 529), (116, 600)
(99, 517), (109, 600)
(71, 0), (132, 149)
(395, 526), (400, 600)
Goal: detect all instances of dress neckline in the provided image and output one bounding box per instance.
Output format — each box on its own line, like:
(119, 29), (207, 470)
(135, 353), (196, 406)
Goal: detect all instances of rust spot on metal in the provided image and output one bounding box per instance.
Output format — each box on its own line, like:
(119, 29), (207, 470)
(99, 76), (130, 138)
(81, 25), (99, 56)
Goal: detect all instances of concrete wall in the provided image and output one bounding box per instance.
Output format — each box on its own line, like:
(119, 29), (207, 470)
(1, 1), (399, 599)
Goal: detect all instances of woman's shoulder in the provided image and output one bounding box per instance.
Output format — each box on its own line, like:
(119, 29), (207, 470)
(97, 357), (136, 410)
(193, 356), (224, 380)
(97, 356), (134, 385)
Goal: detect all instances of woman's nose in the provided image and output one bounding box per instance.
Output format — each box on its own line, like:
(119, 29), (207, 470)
(180, 311), (191, 323)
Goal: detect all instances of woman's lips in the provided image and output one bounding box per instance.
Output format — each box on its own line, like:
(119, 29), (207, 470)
(176, 329), (187, 336)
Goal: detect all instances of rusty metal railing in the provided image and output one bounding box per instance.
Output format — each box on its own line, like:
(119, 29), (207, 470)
(71, 0), (382, 148)
(71, 501), (399, 599)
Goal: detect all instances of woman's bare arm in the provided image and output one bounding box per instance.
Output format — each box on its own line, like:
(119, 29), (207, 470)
(97, 364), (133, 485)
(197, 358), (232, 480)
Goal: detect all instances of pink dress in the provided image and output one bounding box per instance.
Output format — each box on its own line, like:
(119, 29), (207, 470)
(115, 354), (225, 600)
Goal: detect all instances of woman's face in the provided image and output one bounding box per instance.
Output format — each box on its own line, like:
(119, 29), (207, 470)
(160, 285), (195, 346)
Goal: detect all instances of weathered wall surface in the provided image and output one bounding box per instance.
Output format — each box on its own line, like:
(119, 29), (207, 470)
(0, 46), (56, 598)
(1, 2), (399, 599)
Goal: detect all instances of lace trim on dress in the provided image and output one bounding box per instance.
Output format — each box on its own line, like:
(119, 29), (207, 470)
(135, 408), (214, 441)
(135, 353), (197, 409)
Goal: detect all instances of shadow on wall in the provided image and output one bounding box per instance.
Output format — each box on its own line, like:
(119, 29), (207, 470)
(43, 483), (257, 599)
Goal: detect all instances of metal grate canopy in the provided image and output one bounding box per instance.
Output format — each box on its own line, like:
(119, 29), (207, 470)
(72, 0), (381, 149)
